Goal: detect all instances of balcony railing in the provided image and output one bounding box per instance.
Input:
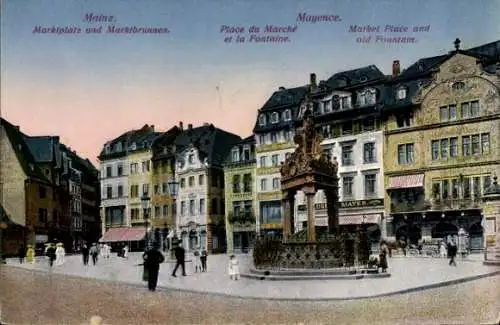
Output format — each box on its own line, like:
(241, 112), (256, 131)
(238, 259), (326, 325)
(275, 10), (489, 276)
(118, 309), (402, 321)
(228, 212), (256, 224)
(390, 198), (483, 213)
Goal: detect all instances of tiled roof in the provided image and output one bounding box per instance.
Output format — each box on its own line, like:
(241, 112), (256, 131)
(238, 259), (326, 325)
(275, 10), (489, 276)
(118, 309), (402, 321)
(326, 65), (386, 89)
(98, 124), (156, 159)
(174, 124), (241, 167)
(0, 118), (51, 183)
(239, 135), (255, 145)
(151, 126), (182, 159)
(259, 86), (308, 112)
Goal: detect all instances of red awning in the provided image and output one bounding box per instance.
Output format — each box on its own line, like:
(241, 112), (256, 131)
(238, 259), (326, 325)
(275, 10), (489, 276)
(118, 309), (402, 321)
(121, 228), (146, 241)
(388, 174), (424, 190)
(99, 228), (129, 242)
(338, 213), (381, 225)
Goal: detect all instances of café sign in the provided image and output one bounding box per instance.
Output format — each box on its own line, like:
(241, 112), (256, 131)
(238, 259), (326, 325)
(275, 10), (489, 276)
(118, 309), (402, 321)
(340, 199), (384, 209)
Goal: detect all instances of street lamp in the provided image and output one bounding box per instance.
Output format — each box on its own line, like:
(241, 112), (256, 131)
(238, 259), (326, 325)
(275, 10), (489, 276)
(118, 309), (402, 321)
(167, 176), (179, 256)
(141, 194), (151, 249)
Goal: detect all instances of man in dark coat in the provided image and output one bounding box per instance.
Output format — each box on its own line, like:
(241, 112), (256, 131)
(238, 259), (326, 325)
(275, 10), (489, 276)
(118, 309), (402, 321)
(45, 243), (56, 267)
(143, 246), (165, 292)
(18, 245), (26, 264)
(171, 244), (186, 277)
(200, 249), (208, 272)
(81, 244), (90, 266)
(447, 239), (457, 267)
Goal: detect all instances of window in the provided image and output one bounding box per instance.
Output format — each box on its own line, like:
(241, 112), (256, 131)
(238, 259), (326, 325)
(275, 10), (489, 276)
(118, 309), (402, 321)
(321, 125), (331, 138)
(341, 145), (353, 166)
(106, 166), (112, 177)
(130, 185), (139, 198)
(270, 132), (278, 143)
(106, 186), (112, 199)
(272, 178), (280, 190)
(142, 184), (149, 195)
(211, 198), (218, 214)
(452, 81), (465, 92)
(243, 147), (251, 160)
(461, 102), (470, 119)
(260, 179), (268, 191)
(154, 184), (159, 194)
(243, 174), (252, 192)
(131, 208), (139, 220)
(233, 175), (241, 193)
(340, 96), (351, 109)
(450, 138), (458, 157)
(397, 143), (414, 165)
(198, 175), (204, 185)
(155, 206), (161, 218)
(483, 176), (492, 193)
(189, 200), (195, 215)
(259, 134), (266, 145)
(141, 161), (150, 173)
(260, 156), (267, 168)
(362, 118), (375, 131)
(364, 174), (376, 197)
(451, 179), (459, 199)
(396, 87), (407, 100)
(461, 100), (480, 119)
(162, 182), (168, 194)
(342, 176), (354, 197)
(432, 181), (441, 199)
(396, 113), (413, 128)
(470, 100), (479, 117)
(130, 163), (138, 174)
(449, 105), (457, 121)
(199, 199), (205, 214)
(440, 139), (448, 159)
(180, 201), (186, 216)
(260, 201), (282, 224)
(463, 177), (471, 198)
(439, 106), (449, 122)
(38, 208), (47, 223)
(117, 185), (123, 197)
(163, 205), (168, 216)
(117, 164), (123, 176)
(471, 135), (480, 155)
(322, 148), (331, 161)
(473, 177), (481, 198)
(442, 180), (449, 199)
(363, 143), (376, 163)
(271, 154), (279, 166)
(284, 109), (292, 121)
(39, 186), (46, 199)
(462, 136), (471, 156)
(188, 176), (194, 187)
(323, 100), (332, 113)
(180, 178), (186, 188)
(431, 140), (439, 160)
(188, 154), (194, 164)
(481, 133), (490, 154)
(284, 130), (292, 142)
(258, 114), (266, 126)
(271, 112), (279, 124)
(341, 122), (352, 135)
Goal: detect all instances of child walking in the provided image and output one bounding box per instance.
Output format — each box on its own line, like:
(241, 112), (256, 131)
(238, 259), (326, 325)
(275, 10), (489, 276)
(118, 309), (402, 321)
(228, 254), (240, 280)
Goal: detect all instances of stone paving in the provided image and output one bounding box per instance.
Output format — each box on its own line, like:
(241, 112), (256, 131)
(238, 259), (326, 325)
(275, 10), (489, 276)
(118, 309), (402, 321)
(6, 252), (500, 300)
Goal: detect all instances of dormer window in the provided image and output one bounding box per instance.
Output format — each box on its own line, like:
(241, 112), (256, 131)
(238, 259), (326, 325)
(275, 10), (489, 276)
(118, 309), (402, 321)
(271, 112), (279, 124)
(283, 109), (292, 121)
(130, 142), (137, 150)
(323, 100), (332, 113)
(115, 142), (122, 152)
(258, 114), (266, 126)
(242, 146), (251, 160)
(104, 145), (110, 153)
(396, 87), (407, 100)
(188, 154), (194, 164)
(452, 81), (465, 92)
(358, 89), (376, 106)
(231, 148), (240, 162)
(338, 96), (351, 110)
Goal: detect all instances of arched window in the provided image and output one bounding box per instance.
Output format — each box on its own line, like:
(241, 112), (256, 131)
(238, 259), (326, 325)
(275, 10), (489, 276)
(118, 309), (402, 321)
(396, 87), (407, 100)
(283, 109), (292, 121)
(258, 114), (266, 126)
(271, 112), (279, 124)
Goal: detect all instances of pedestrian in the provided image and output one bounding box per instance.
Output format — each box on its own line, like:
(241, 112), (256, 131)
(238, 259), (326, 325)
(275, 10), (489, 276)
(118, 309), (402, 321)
(18, 244), (26, 264)
(193, 250), (202, 272)
(200, 249), (208, 272)
(123, 245), (129, 259)
(447, 238), (457, 267)
(142, 245), (165, 292)
(81, 244), (90, 265)
(55, 242), (66, 266)
(228, 254), (240, 280)
(439, 240), (447, 258)
(103, 243), (110, 258)
(171, 243), (186, 277)
(378, 244), (388, 273)
(45, 243), (56, 268)
(90, 243), (99, 265)
(25, 244), (35, 264)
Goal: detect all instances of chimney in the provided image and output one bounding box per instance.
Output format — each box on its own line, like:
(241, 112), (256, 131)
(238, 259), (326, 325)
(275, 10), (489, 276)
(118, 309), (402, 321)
(278, 86), (286, 91)
(392, 60), (401, 76)
(150, 125), (154, 131)
(310, 73), (317, 87)
(203, 122), (210, 126)
(188, 123), (193, 130)
(179, 121), (184, 130)
(15, 125), (20, 130)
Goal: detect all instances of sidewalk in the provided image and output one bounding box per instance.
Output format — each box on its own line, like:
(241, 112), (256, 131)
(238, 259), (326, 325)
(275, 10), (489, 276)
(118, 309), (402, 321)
(6, 252), (500, 301)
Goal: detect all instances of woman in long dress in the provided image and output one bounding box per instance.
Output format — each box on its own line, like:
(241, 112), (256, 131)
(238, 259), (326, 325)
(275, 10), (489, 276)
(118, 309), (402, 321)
(228, 255), (240, 280)
(55, 243), (66, 265)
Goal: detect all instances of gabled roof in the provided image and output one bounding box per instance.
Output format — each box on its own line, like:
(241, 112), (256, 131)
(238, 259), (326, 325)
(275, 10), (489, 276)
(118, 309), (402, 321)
(326, 65), (386, 89)
(259, 86), (308, 112)
(174, 124), (242, 167)
(0, 118), (50, 183)
(98, 124), (156, 159)
(239, 135), (255, 145)
(152, 125), (182, 160)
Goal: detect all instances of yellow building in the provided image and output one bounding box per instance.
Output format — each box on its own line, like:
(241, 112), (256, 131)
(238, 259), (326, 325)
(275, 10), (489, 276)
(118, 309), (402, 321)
(150, 126), (182, 248)
(383, 40), (500, 251)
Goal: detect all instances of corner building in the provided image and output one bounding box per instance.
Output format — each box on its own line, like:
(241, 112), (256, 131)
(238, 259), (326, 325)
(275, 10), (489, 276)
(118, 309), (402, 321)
(383, 40), (500, 250)
(253, 86), (307, 237)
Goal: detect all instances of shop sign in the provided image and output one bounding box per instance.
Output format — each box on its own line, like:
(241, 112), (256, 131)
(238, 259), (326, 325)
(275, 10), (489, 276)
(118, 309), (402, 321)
(340, 199), (384, 209)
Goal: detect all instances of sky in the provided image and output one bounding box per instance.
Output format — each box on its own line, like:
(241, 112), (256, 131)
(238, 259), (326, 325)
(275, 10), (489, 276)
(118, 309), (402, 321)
(1, 0), (499, 166)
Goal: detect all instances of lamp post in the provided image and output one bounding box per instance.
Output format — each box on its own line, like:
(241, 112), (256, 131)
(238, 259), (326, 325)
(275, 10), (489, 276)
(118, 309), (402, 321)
(167, 176), (179, 256)
(141, 194), (151, 250)
(163, 222), (168, 252)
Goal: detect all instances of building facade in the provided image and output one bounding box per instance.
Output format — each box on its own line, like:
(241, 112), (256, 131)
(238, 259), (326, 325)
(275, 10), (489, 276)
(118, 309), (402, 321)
(253, 86), (307, 237)
(383, 40), (500, 250)
(223, 136), (257, 253)
(150, 124), (182, 249)
(174, 123), (241, 253)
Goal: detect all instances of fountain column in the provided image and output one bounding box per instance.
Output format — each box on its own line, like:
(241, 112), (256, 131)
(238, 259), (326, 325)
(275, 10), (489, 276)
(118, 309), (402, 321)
(282, 197), (292, 243)
(306, 193), (316, 242)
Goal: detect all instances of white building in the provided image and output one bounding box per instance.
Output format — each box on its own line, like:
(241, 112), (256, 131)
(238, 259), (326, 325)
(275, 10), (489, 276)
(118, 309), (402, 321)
(174, 123), (241, 253)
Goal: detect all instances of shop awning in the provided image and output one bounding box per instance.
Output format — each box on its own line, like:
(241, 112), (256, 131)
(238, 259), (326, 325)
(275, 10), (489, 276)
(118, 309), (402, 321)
(99, 228), (145, 242)
(338, 213), (381, 225)
(388, 174), (424, 190)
